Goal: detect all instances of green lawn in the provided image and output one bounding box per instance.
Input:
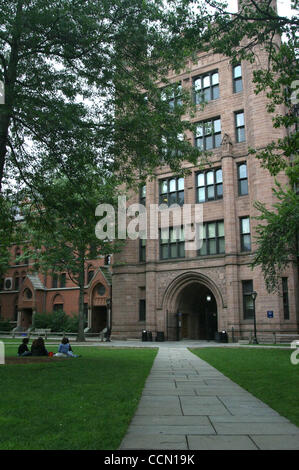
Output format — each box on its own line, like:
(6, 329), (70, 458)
(190, 347), (299, 427)
(0, 342), (157, 450)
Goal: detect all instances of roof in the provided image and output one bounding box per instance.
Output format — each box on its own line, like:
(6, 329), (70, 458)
(27, 273), (45, 291)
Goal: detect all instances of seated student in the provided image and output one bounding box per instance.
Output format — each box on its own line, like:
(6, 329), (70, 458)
(55, 337), (80, 358)
(31, 337), (48, 356)
(18, 338), (32, 357)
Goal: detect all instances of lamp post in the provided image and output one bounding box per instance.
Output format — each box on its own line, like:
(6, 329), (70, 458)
(106, 298), (111, 342)
(205, 294), (211, 340)
(251, 291), (258, 344)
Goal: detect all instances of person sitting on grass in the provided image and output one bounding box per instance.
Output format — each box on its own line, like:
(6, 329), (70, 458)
(54, 337), (81, 358)
(31, 337), (49, 356)
(17, 338), (32, 357)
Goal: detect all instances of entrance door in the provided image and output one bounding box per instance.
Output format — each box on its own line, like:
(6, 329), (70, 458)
(92, 306), (107, 333)
(22, 308), (33, 329)
(177, 282), (218, 340)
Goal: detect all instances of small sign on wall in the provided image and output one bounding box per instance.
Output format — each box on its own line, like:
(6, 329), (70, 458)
(267, 311), (274, 318)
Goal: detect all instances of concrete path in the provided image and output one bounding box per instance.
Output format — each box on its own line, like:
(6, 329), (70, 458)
(119, 347), (299, 450)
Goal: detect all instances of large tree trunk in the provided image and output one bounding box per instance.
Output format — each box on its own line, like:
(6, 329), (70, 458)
(0, 0), (23, 192)
(77, 255), (86, 342)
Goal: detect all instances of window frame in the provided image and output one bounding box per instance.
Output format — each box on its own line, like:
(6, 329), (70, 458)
(196, 167), (223, 203)
(237, 162), (249, 196)
(194, 117), (222, 151)
(139, 299), (146, 322)
(242, 280), (254, 320)
(240, 216), (251, 252)
(282, 277), (290, 320)
(235, 110), (246, 143)
(197, 220), (225, 256)
(159, 226), (185, 260)
(193, 70), (220, 104)
(233, 64), (243, 93)
(159, 177), (184, 207)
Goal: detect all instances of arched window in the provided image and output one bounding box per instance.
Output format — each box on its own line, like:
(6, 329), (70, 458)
(15, 247), (21, 265)
(14, 272), (20, 290)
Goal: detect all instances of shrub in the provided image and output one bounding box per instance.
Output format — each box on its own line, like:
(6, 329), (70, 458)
(34, 312), (79, 333)
(0, 320), (14, 331)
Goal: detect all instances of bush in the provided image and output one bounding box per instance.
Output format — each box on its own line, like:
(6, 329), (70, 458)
(0, 320), (14, 331)
(34, 312), (79, 333)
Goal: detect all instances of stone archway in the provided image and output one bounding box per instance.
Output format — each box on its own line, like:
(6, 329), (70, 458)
(162, 272), (224, 340)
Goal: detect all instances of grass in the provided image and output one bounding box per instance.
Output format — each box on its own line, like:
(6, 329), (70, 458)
(0, 341), (157, 450)
(190, 347), (299, 427)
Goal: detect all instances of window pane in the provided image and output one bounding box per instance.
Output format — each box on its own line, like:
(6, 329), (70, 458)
(212, 72), (219, 85)
(177, 191), (184, 206)
(161, 180), (168, 194)
(243, 280), (253, 294)
(234, 78), (243, 93)
(216, 169), (223, 183)
(236, 112), (244, 127)
(209, 239), (217, 254)
(207, 185), (215, 200)
(196, 137), (203, 149)
(205, 135), (213, 149)
(203, 88), (211, 102)
(170, 244), (178, 258)
(241, 218), (250, 234)
(219, 237), (225, 253)
(203, 75), (210, 88)
(238, 163), (247, 179)
(240, 179), (248, 195)
(237, 127), (245, 142)
(215, 133), (222, 148)
(178, 242), (185, 258)
(169, 178), (176, 192)
(168, 192), (177, 205)
(214, 119), (221, 133)
(161, 228), (169, 243)
(196, 124), (203, 137)
(216, 183), (223, 197)
(161, 245), (168, 259)
(234, 65), (242, 78)
(204, 121), (212, 135)
(206, 171), (214, 185)
(178, 177), (184, 190)
(194, 78), (201, 91)
(208, 222), (216, 238)
(212, 85), (219, 100)
(197, 173), (205, 187)
(200, 240), (207, 255)
(218, 221), (224, 237)
(198, 187), (205, 202)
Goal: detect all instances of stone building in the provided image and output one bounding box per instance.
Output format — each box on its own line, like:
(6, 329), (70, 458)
(111, 42), (298, 341)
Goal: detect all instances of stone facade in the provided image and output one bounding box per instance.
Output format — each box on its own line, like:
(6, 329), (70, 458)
(111, 46), (299, 341)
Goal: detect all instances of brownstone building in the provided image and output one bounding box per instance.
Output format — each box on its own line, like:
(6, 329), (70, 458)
(0, 245), (112, 333)
(111, 43), (299, 341)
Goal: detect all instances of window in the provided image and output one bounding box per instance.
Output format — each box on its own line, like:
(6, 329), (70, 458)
(193, 71), (219, 104)
(140, 238), (146, 262)
(87, 270), (94, 284)
(233, 65), (243, 93)
(59, 273), (66, 288)
(196, 168), (223, 203)
(0, 278), (4, 290)
(235, 111), (245, 142)
(238, 162), (248, 196)
(240, 217), (251, 252)
(14, 275), (20, 290)
(161, 82), (182, 110)
(198, 220), (225, 256)
(242, 280), (254, 319)
(195, 118), (221, 150)
(282, 278), (290, 320)
(159, 177), (184, 206)
(160, 226), (185, 260)
(97, 283), (106, 296)
(15, 247), (21, 265)
(52, 274), (58, 288)
(139, 299), (146, 322)
(53, 304), (64, 312)
(140, 185), (146, 206)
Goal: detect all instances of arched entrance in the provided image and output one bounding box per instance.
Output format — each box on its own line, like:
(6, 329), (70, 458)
(177, 283), (217, 340)
(163, 272), (223, 341)
(91, 283), (107, 332)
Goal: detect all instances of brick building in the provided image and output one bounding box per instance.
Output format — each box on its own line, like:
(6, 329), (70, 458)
(0, 245), (112, 333)
(111, 41), (299, 341)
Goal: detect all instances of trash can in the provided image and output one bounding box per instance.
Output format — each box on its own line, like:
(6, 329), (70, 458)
(214, 332), (220, 342)
(142, 330), (147, 342)
(219, 330), (228, 343)
(156, 331), (165, 342)
(147, 331), (153, 342)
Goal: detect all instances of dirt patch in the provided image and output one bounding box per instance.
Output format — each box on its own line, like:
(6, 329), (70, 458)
(4, 356), (70, 365)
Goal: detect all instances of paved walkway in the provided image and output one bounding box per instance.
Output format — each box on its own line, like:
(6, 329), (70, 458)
(119, 346), (299, 450)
